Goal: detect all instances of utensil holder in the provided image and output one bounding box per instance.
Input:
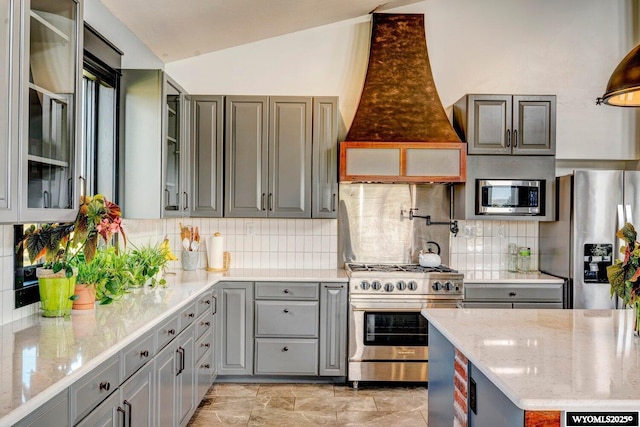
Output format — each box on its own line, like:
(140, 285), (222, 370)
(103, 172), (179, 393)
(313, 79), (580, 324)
(182, 251), (199, 271)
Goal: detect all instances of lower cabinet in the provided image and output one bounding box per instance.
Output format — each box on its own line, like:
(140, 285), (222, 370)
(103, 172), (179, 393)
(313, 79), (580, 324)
(217, 280), (347, 378)
(76, 362), (154, 427)
(13, 390), (69, 427)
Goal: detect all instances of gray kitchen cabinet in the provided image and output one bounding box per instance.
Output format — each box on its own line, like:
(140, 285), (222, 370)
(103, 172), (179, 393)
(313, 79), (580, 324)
(217, 281), (254, 375)
(70, 355), (120, 424)
(319, 283), (347, 376)
(190, 95), (224, 217)
(454, 94), (556, 156)
(463, 282), (564, 308)
(121, 70), (190, 219)
(312, 97), (339, 218)
(224, 96), (312, 218)
(254, 338), (318, 375)
(176, 326), (196, 427)
(13, 390), (69, 427)
(0, 0), (18, 223)
(19, 0), (83, 222)
(76, 361), (154, 427)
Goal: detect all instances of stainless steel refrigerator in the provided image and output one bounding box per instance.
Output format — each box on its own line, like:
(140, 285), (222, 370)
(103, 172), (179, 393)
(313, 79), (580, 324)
(539, 170), (640, 309)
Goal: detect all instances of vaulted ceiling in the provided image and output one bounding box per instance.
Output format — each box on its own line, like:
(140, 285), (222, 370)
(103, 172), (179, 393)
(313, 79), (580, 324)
(100, 0), (423, 63)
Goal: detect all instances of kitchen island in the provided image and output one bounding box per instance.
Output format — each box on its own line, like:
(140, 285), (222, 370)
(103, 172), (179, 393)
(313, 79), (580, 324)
(422, 308), (640, 427)
(0, 268), (347, 426)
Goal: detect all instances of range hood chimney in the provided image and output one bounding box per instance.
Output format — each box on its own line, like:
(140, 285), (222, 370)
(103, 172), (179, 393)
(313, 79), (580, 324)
(340, 13), (466, 183)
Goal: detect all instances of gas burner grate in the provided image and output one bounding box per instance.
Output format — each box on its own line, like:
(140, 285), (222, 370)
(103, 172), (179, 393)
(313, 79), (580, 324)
(346, 263), (458, 274)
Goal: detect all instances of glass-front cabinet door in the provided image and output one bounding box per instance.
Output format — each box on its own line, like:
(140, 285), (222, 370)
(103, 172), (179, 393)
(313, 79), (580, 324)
(20, 0), (81, 221)
(163, 77), (189, 217)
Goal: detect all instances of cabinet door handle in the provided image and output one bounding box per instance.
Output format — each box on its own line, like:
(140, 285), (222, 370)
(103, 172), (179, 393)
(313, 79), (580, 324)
(513, 129), (518, 147)
(268, 193), (273, 211)
(79, 176), (87, 200)
(283, 346), (289, 352)
(176, 347), (185, 375)
(212, 295), (217, 315)
(43, 190), (50, 208)
(164, 189), (170, 209)
(509, 291), (517, 297)
(261, 193), (266, 211)
(99, 381), (110, 391)
(331, 193), (336, 212)
(117, 407), (126, 425)
(183, 192), (189, 210)
(324, 284), (344, 289)
(67, 177), (73, 208)
(123, 400), (132, 427)
(506, 129), (511, 148)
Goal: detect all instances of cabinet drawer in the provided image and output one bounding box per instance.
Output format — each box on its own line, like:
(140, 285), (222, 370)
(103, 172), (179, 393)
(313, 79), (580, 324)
(255, 281), (319, 300)
(121, 330), (154, 380)
(196, 289), (214, 317)
(255, 300), (318, 337)
(196, 325), (214, 361)
(464, 283), (563, 302)
(255, 338), (318, 375)
(195, 312), (213, 341)
(156, 313), (179, 350)
(70, 356), (120, 423)
(179, 301), (197, 331)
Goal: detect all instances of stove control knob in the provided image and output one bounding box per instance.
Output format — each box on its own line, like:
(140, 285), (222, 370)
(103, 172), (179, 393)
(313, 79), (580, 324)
(396, 280), (407, 291)
(371, 280), (382, 291)
(432, 281), (442, 291)
(384, 282), (394, 292)
(361, 280), (370, 290)
(444, 281), (454, 291)
(407, 280), (418, 291)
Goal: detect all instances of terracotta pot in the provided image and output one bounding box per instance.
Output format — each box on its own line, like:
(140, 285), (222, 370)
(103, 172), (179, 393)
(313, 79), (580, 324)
(72, 283), (97, 311)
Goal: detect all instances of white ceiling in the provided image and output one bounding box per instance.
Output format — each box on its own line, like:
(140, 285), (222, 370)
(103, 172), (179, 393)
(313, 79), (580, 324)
(100, 0), (423, 63)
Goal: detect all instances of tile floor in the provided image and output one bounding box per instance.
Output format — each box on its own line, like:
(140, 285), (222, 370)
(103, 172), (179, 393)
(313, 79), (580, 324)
(187, 383), (429, 426)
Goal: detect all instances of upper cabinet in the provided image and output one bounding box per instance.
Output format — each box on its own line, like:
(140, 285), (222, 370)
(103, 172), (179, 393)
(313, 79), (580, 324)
(190, 95), (224, 218)
(121, 70), (191, 219)
(312, 97), (338, 219)
(454, 94), (556, 156)
(0, 0), (82, 224)
(224, 96), (312, 218)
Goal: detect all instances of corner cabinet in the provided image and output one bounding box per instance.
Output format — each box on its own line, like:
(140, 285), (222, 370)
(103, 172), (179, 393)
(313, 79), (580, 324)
(453, 94), (556, 156)
(121, 70), (191, 219)
(224, 96), (312, 218)
(190, 95), (224, 217)
(18, 0), (83, 222)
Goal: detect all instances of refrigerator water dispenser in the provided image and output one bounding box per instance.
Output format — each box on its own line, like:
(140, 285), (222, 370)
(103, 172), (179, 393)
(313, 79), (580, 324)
(583, 244), (612, 283)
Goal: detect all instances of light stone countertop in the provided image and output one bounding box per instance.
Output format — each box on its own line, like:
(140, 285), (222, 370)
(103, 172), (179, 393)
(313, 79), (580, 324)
(422, 308), (640, 411)
(460, 270), (564, 283)
(0, 268), (347, 425)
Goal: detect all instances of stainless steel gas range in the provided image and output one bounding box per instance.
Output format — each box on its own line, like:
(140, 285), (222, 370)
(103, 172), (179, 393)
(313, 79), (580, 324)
(345, 263), (464, 388)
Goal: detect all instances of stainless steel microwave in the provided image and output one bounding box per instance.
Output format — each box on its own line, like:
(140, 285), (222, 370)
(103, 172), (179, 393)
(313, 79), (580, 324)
(477, 179), (544, 215)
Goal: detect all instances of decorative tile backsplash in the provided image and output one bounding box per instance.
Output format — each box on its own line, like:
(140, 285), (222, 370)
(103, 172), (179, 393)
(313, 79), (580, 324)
(449, 220), (539, 275)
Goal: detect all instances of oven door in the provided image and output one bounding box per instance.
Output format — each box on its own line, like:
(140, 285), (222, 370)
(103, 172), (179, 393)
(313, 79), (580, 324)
(348, 299), (458, 362)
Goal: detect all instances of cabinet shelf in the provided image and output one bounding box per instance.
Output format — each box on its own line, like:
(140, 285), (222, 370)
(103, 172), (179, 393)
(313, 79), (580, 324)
(28, 154), (69, 168)
(30, 10), (71, 43)
(28, 83), (69, 101)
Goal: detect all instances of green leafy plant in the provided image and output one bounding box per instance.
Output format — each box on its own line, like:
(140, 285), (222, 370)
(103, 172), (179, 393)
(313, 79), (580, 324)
(126, 242), (173, 288)
(17, 195), (126, 278)
(72, 247), (134, 305)
(607, 222), (640, 306)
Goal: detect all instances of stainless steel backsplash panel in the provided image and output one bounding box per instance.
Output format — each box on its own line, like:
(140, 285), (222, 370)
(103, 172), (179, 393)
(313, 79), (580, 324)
(338, 183), (451, 266)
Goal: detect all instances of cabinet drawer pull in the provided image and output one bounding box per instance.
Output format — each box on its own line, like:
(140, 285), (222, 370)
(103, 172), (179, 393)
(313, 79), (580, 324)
(283, 346), (289, 352)
(188, 312), (195, 318)
(283, 289), (290, 294)
(202, 321), (210, 327)
(202, 343), (210, 348)
(283, 308), (289, 313)
(324, 284), (344, 289)
(201, 363), (210, 369)
(204, 299), (211, 305)
(140, 350), (149, 358)
(99, 381), (110, 391)
(168, 328), (176, 335)
(509, 291), (517, 297)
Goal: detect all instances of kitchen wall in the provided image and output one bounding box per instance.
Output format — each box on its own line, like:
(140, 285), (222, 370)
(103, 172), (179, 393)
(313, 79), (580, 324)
(449, 220), (539, 277)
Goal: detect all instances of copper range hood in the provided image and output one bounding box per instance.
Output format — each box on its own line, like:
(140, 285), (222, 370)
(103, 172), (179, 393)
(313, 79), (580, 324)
(340, 13), (466, 183)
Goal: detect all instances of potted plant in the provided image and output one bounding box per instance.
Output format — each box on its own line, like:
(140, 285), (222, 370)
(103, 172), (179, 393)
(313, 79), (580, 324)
(17, 194), (125, 317)
(607, 222), (640, 335)
(126, 238), (176, 288)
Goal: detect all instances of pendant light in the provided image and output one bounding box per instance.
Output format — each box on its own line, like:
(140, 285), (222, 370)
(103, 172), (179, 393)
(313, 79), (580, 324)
(597, 44), (640, 106)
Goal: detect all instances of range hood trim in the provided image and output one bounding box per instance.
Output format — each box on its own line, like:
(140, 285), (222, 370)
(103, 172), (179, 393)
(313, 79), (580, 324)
(339, 141), (467, 183)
